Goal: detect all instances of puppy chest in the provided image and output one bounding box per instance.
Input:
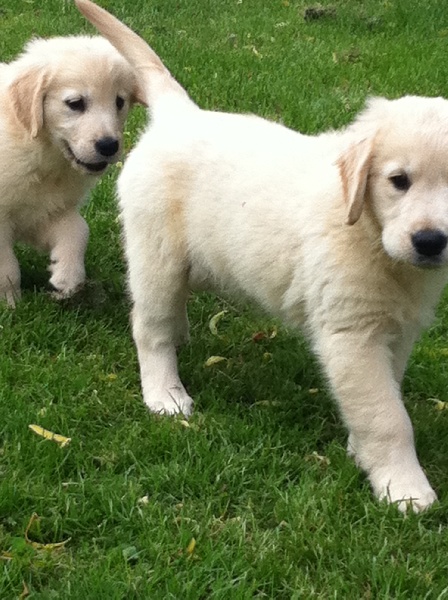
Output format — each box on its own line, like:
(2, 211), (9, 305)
(8, 176), (89, 242)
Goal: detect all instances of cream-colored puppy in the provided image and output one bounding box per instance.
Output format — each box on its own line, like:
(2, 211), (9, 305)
(77, 0), (448, 512)
(0, 34), (141, 304)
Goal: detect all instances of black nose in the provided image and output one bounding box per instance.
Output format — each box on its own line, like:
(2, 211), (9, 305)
(95, 137), (119, 157)
(411, 229), (448, 257)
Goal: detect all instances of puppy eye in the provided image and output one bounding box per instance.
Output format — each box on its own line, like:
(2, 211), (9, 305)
(116, 96), (125, 110)
(389, 173), (411, 192)
(65, 98), (86, 112)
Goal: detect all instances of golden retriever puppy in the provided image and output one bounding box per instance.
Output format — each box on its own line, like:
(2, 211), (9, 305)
(76, 0), (448, 512)
(0, 34), (141, 304)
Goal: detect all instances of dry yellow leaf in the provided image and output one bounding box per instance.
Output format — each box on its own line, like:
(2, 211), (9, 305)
(186, 537), (196, 556)
(209, 310), (227, 336)
(305, 451), (330, 466)
(204, 356), (227, 367)
(19, 581), (30, 600)
(25, 513), (71, 550)
(428, 398), (448, 410)
(29, 424), (71, 447)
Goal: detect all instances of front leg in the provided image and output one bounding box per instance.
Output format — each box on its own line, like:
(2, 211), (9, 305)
(38, 211), (89, 298)
(348, 326), (418, 460)
(390, 325), (420, 386)
(125, 208), (193, 416)
(0, 225), (20, 306)
(316, 331), (436, 512)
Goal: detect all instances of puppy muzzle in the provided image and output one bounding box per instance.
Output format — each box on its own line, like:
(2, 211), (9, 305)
(65, 136), (121, 174)
(411, 229), (448, 267)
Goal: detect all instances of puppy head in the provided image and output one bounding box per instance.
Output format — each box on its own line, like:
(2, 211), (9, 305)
(9, 36), (144, 175)
(339, 96), (448, 268)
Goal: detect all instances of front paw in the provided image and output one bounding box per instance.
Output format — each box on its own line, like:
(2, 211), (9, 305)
(48, 264), (85, 299)
(49, 281), (85, 300)
(371, 467), (437, 513)
(0, 287), (20, 307)
(0, 257), (21, 306)
(144, 386), (194, 417)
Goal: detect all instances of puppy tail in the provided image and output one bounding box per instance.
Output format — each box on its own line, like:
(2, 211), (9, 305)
(74, 0), (195, 111)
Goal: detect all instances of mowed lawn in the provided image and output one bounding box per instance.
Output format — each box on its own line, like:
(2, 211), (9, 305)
(2, 0), (448, 597)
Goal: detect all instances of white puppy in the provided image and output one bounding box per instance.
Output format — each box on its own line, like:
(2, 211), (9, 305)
(77, 0), (448, 512)
(0, 34), (141, 304)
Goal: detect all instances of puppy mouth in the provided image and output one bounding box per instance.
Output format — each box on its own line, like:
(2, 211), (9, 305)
(413, 255), (446, 269)
(65, 144), (109, 174)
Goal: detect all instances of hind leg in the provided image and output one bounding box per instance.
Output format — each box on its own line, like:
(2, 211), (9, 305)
(125, 211), (193, 416)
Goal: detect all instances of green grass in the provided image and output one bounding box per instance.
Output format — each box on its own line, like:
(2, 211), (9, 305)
(2, 0), (448, 597)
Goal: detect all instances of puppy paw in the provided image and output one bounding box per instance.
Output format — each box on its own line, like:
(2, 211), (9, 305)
(144, 386), (194, 417)
(372, 469), (437, 513)
(0, 261), (21, 306)
(0, 286), (20, 307)
(48, 265), (85, 299)
(49, 282), (85, 300)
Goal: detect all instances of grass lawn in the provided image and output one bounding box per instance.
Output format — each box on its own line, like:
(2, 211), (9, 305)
(2, 0), (448, 597)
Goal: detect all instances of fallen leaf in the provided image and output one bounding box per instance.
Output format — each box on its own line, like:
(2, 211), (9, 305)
(25, 513), (71, 550)
(204, 356), (227, 367)
(19, 581), (30, 600)
(429, 398), (447, 411)
(186, 537), (196, 556)
(252, 327), (277, 342)
(209, 310), (227, 336)
(305, 451), (330, 466)
(28, 425), (71, 448)
(252, 331), (266, 342)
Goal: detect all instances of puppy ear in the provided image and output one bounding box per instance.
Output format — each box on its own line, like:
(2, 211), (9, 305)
(337, 137), (375, 225)
(9, 67), (48, 138)
(131, 81), (148, 107)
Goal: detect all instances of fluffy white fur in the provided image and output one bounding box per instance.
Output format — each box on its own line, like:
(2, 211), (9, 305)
(77, 0), (448, 512)
(0, 35), (141, 303)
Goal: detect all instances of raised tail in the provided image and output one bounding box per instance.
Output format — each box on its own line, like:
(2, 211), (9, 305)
(74, 0), (194, 109)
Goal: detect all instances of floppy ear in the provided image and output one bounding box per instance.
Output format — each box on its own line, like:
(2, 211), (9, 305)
(131, 82), (148, 107)
(337, 137), (375, 225)
(9, 67), (48, 138)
